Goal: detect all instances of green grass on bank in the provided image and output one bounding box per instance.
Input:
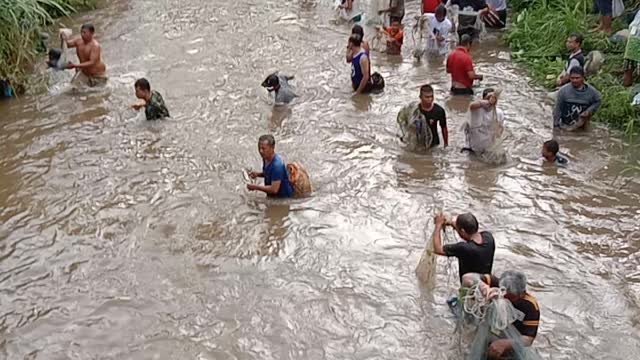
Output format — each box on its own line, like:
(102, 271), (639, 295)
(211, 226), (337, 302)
(506, 0), (640, 135)
(0, 0), (97, 94)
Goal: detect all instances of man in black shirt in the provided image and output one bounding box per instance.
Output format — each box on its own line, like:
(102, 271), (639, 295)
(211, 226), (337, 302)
(418, 84), (448, 148)
(432, 212), (496, 282)
(448, 0), (490, 41)
(396, 84), (448, 150)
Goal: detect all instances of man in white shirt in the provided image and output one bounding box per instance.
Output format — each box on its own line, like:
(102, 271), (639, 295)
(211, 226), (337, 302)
(425, 5), (453, 56)
(463, 88), (505, 154)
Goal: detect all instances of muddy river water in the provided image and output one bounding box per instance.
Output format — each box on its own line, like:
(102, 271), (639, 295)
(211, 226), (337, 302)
(1, 0), (640, 359)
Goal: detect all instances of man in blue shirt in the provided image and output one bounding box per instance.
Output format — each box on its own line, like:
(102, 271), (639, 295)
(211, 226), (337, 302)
(248, 135), (294, 198)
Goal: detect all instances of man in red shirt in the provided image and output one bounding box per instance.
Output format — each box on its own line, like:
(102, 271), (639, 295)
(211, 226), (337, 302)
(422, 0), (442, 14)
(446, 34), (483, 95)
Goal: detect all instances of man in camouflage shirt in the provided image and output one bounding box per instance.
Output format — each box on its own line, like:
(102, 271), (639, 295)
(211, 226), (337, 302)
(132, 78), (170, 120)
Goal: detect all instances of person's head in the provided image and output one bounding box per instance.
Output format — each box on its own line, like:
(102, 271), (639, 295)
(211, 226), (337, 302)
(80, 23), (95, 43)
(454, 213), (479, 240)
(565, 32), (583, 52)
(134, 78), (151, 100)
(459, 34), (473, 50)
(542, 139), (560, 161)
(348, 34), (362, 49)
(435, 4), (447, 22)
(261, 73), (280, 92)
(419, 84), (435, 108)
(499, 271), (528, 301)
(569, 66), (585, 88)
(482, 87), (498, 105)
(47, 48), (62, 68)
(351, 25), (364, 38)
(390, 19), (401, 30)
(258, 134), (276, 160)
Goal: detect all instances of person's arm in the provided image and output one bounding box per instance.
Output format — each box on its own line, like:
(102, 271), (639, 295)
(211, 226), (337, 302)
(468, 69), (483, 81)
(355, 55), (371, 94)
(248, 171), (264, 178)
(469, 99), (490, 110)
(69, 45), (100, 69)
(432, 214), (447, 255)
(466, 58), (483, 81)
(477, 0), (490, 15)
(346, 44), (354, 63)
(131, 99), (146, 110)
(248, 181), (281, 195)
(63, 35), (79, 49)
(553, 88), (565, 124)
(583, 87), (602, 115)
(441, 110), (449, 147)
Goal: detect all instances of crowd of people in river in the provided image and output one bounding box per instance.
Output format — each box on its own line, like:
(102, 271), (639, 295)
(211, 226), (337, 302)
(29, 1), (635, 358)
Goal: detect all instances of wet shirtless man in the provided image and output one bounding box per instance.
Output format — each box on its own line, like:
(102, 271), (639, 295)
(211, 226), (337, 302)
(62, 24), (107, 87)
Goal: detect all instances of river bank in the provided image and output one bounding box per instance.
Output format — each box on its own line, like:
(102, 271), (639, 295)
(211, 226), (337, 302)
(506, 0), (640, 135)
(0, 0), (97, 95)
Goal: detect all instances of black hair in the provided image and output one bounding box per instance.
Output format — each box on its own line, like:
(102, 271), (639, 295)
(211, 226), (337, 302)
(258, 134), (276, 147)
(435, 4), (447, 18)
(456, 213), (479, 234)
(262, 73), (279, 89)
(348, 34), (362, 47)
(420, 84), (434, 96)
(134, 78), (151, 91)
(568, 32), (583, 46)
(569, 66), (585, 77)
(460, 34), (473, 47)
(81, 23), (95, 33)
(482, 88), (495, 99)
(351, 25), (364, 38)
(543, 139), (559, 155)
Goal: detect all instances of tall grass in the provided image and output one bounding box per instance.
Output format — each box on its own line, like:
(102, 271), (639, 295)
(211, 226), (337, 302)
(0, 0), (96, 94)
(506, 0), (640, 135)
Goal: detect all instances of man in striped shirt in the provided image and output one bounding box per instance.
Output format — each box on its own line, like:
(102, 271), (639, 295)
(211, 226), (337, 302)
(462, 270), (540, 358)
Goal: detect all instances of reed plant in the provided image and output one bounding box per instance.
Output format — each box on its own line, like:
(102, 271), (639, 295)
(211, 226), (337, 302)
(506, 0), (639, 135)
(0, 0), (96, 94)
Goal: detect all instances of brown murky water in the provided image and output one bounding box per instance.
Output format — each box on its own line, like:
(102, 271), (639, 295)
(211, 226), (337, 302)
(1, 1), (640, 359)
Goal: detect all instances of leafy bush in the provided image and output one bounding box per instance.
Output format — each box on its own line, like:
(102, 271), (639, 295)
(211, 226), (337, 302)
(0, 0), (96, 94)
(506, 0), (639, 135)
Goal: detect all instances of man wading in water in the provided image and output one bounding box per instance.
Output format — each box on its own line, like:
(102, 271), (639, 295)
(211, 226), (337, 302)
(248, 135), (294, 198)
(62, 23), (107, 87)
(431, 213), (496, 310)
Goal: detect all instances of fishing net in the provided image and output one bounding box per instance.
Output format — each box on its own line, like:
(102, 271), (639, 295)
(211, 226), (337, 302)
(396, 102), (434, 152)
(415, 225), (437, 288)
(415, 214), (454, 289)
(457, 7), (487, 41)
(461, 90), (508, 165)
(287, 162), (312, 197)
(457, 285), (543, 360)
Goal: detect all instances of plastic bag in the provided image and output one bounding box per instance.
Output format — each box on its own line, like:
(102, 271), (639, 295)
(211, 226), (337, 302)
(613, 0), (625, 18)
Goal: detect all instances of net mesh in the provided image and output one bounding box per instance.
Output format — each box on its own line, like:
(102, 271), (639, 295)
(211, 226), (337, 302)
(397, 103), (434, 152)
(458, 287), (543, 360)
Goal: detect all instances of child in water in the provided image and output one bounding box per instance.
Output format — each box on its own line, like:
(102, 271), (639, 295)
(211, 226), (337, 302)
(542, 139), (568, 166)
(383, 19), (404, 55)
(131, 78), (170, 121)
